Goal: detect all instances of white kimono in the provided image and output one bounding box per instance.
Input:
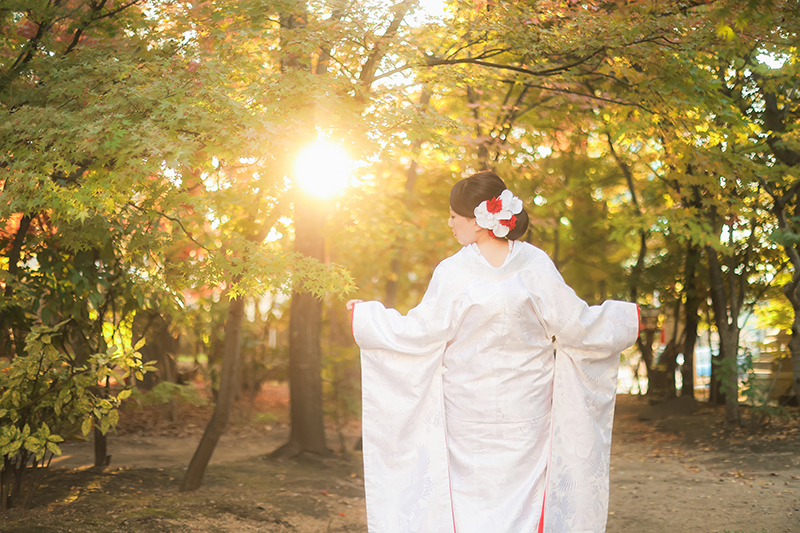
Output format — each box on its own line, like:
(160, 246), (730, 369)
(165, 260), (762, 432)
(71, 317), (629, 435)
(352, 242), (639, 533)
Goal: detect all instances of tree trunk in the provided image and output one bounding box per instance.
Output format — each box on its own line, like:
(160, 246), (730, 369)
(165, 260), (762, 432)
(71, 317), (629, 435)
(718, 326), (742, 423)
(636, 330), (655, 372)
(93, 426), (109, 467)
(785, 275), (800, 401)
(706, 246), (741, 424)
(709, 346), (723, 405)
(284, 290), (327, 454)
(681, 245), (701, 398)
(790, 321), (800, 402)
(0, 215), (32, 358)
(384, 257), (400, 309)
(759, 86), (800, 402)
(269, 1), (415, 458)
(271, 194), (328, 458)
(181, 295), (245, 491)
(384, 92), (428, 308)
(629, 232), (649, 376)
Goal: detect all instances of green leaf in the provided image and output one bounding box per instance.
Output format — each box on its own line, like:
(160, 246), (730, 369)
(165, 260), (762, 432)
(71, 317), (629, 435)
(23, 436), (42, 454)
(117, 388), (132, 401)
(46, 441), (63, 456)
(107, 409), (119, 429)
(81, 417), (93, 437)
(99, 416), (111, 435)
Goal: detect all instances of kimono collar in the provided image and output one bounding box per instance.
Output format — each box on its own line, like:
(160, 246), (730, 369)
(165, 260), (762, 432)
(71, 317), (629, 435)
(452, 241), (539, 281)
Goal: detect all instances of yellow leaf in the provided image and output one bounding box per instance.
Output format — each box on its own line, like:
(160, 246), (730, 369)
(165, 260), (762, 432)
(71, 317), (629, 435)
(716, 24), (735, 41)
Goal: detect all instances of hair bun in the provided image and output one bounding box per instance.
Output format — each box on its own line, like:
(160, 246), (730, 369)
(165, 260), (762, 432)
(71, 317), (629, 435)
(506, 206), (529, 240)
(450, 171), (528, 240)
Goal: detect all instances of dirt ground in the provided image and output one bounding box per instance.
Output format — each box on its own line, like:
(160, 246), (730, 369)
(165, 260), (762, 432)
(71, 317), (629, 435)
(1, 387), (799, 533)
(608, 396), (799, 533)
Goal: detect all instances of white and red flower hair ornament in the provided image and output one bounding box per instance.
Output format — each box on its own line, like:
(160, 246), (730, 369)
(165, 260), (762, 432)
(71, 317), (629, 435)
(473, 189), (523, 238)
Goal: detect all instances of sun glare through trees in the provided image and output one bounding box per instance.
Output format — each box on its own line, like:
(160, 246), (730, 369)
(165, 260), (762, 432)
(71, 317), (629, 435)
(293, 140), (354, 198)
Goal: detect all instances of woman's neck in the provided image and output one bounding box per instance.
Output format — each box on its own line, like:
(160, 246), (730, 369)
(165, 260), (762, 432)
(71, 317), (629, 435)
(473, 233), (511, 267)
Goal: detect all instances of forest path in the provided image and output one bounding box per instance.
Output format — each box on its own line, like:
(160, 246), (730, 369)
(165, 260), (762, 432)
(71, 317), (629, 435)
(52, 428), (292, 470)
(3, 390), (798, 533)
(608, 395), (799, 533)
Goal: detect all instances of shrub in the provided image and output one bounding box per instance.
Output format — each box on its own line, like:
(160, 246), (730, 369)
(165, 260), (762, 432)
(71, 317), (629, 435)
(0, 322), (152, 510)
(739, 349), (791, 432)
(132, 381), (208, 408)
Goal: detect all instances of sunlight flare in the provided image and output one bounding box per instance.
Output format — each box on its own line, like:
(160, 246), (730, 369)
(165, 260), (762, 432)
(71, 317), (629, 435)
(294, 141), (352, 198)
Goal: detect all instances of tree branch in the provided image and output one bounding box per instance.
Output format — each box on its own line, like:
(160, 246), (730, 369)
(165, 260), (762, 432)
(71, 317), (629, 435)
(605, 132), (641, 212)
(359, 0), (417, 86)
(425, 46), (607, 78)
(371, 63), (413, 82)
(126, 203), (209, 252)
(499, 80), (655, 113)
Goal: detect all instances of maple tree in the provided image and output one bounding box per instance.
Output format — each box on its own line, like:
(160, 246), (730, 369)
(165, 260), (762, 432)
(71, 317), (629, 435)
(0, 0), (354, 492)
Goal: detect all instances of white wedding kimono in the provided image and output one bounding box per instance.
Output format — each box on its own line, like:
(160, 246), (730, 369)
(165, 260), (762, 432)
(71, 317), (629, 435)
(352, 242), (638, 533)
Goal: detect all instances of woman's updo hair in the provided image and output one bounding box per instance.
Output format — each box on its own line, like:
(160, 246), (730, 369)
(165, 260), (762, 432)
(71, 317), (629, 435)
(449, 171), (529, 241)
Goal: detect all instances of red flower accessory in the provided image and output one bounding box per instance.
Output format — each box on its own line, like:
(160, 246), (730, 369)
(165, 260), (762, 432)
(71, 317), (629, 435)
(500, 215), (517, 229)
(474, 189), (524, 238)
(489, 215), (517, 237)
(486, 197), (503, 214)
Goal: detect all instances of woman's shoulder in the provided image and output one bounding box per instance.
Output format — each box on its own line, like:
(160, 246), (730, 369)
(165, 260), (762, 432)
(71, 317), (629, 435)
(515, 242), (563, 279)
(511, 241), (549, 264)
(416, 250), (476, 299)
(436, 248), (472, 275)
(516, 241), (547, 260)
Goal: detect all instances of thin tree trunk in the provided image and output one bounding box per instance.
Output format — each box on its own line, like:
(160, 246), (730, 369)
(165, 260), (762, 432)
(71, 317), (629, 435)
(609, 132), (650, 383)
(706, 246), (741, 424)
(760, 88), (800, 400)
(682, 245), (701, 398)
(1, 457), (10, 510)
(719, 327), (741, 423)
(467, 86), (490, 167)
(92, 376), (110, 468)
(384, 98), (428, 308)
(0, 215), (32, 357)
(631, 233), (652, 374)
(385, 257), (400, 309)
(785, 273), (800, 401)
(768, 196), (800, 402)
(705, 303), (722, 404)
(270, 0), (415, 458)
(93, 426), (109, 467)
(181, 295), (245, 491)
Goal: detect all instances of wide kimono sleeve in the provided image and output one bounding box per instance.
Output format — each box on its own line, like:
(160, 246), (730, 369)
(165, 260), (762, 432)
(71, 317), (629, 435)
(524, 252), (639, 533)
(352, 260), (464, 533)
